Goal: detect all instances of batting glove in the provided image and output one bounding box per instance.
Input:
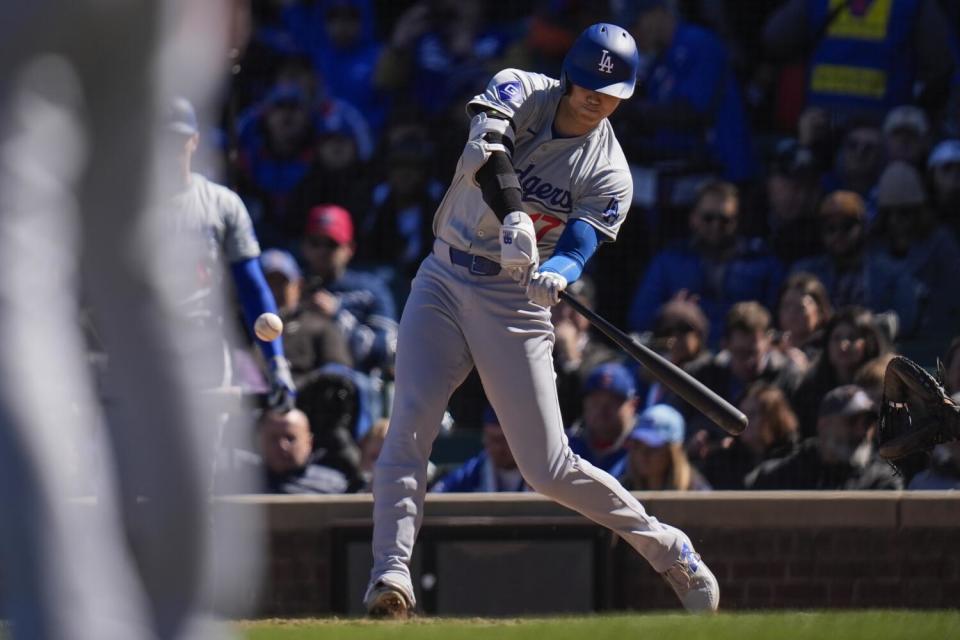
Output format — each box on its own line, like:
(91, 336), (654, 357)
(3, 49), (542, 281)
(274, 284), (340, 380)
(526, 271), (567, 307)
(267, 356), (297, 413)
(500, 211), (539, 286)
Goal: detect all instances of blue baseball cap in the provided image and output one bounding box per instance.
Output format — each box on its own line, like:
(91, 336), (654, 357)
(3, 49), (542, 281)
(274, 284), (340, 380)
(928, 140), (960, 168)
(165, 97), (198, 136)
(629, 404), (685, 447)
(260, 249), (302, 282)
(584, 362), (637, 399)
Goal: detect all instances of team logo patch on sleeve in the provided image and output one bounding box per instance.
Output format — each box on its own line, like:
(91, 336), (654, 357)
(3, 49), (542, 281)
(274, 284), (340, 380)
(496, 81), (522, 106)
(601, 197), (620, 224)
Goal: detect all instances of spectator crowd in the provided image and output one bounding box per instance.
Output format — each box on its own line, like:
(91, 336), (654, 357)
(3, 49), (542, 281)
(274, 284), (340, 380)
(82, 0), (960, 496)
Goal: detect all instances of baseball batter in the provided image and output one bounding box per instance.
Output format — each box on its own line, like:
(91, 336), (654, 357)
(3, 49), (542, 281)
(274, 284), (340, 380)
(366, 24), (719, 617)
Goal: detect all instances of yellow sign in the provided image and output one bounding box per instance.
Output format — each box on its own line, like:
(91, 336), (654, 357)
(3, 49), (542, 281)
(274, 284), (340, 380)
(826, 0), (893, 41)
(811, 64), (887, 98)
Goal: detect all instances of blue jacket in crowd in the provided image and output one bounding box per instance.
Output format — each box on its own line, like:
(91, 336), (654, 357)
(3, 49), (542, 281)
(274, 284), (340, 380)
(322, 269), (398, 373)
(790, 250), (926, 336)
(628, 238), (784, 348)
(641, 22), (757, 182)
(282, 0), (388, 133)
(566, 430), (630, 476)
(432, 451), (528, 493)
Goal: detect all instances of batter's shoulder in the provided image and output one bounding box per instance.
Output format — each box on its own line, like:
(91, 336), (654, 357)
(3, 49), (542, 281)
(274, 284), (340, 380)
(489, 68), (559, 93)
(595, 121), (630, 173)
(469, 68), (560, 121)
(575, 121), (631, 198)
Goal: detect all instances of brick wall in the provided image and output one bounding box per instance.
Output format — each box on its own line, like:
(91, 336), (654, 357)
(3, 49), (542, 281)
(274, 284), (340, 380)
(235, 492), (960, 616)
(611, 528), (960, 610)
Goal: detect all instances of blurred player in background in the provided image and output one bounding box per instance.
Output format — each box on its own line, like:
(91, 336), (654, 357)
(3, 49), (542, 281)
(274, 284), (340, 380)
(366, 23), (719, 619)
(165, 96), (295, 409)
(0, 2), (260, 639)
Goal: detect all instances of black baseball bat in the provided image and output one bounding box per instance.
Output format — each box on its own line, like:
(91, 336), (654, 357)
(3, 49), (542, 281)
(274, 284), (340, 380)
(559, 291), (747, 436)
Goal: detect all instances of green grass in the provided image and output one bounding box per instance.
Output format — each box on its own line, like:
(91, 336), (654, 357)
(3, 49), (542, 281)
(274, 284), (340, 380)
(240, 610), (960, 640)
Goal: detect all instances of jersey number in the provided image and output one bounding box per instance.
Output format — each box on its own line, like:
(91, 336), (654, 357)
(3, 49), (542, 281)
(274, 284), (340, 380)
(529, 213), (564, 241)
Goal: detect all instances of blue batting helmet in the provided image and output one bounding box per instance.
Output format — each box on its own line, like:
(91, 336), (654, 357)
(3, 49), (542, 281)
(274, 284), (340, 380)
(561, 23), (640, 99)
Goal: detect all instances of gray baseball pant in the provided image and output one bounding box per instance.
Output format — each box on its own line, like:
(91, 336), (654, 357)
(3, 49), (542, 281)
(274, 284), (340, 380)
(368, 240), (691, 606)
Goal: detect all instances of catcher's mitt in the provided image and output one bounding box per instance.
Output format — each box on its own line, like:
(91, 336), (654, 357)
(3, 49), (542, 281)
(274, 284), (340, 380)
(877, 356), (960, 464)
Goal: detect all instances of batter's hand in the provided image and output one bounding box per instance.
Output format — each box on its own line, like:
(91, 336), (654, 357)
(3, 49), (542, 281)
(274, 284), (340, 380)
(526, 271), (567, 307)
(267, 356), (297, 413)
(500, 211), (539, 286)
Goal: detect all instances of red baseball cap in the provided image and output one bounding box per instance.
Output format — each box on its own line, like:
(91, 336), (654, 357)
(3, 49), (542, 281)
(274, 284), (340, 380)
(305, 204), (354, 245)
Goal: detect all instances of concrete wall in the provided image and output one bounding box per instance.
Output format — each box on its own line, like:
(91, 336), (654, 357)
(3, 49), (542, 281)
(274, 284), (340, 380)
(214, 492), (960, 616)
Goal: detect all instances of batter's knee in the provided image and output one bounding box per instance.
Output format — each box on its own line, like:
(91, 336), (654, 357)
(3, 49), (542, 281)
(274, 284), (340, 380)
(513, 450), (576, 497)
(377, 427), (430, 468)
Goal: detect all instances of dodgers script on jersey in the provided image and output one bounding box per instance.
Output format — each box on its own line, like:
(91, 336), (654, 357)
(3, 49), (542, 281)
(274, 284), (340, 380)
(433, 68), (633, 262)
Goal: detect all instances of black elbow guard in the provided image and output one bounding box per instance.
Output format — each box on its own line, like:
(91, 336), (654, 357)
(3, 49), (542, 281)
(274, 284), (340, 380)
(476, 151), (523, 221)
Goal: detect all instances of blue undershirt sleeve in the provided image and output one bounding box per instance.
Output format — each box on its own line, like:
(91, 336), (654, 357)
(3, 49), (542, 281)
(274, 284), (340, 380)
(538, 218), (603, 283)
(231, 257), (284, 361)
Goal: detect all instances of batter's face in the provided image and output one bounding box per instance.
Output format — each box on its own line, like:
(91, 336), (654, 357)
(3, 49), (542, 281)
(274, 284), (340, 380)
(560, 85), (621, 135)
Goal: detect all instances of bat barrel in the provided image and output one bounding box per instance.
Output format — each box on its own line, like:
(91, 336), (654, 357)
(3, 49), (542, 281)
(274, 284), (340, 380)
(559, 291), (747, 436)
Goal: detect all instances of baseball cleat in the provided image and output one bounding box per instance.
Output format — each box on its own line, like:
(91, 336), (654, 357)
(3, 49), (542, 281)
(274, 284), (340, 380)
(366, 581), (413, 620)
(660, 542), (719, 613)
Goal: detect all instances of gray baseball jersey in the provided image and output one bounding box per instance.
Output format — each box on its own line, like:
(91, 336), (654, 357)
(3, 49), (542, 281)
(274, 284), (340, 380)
(168, 173), (260, 325)
(435, 68), (633, 262)
(367, 68), (697, 611)
(169, 172), (261, 264)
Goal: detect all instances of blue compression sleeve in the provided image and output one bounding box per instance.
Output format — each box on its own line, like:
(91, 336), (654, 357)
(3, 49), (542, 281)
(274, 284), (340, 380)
(231, 257), (284, 360)
(539, 218), (603, 283)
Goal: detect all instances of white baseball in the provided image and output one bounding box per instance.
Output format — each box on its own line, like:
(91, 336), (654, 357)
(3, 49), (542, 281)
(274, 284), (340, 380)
(254, 312), (283, 341)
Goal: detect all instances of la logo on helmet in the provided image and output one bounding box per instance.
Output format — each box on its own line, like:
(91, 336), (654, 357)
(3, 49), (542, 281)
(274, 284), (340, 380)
(598, 49), (614, 74)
